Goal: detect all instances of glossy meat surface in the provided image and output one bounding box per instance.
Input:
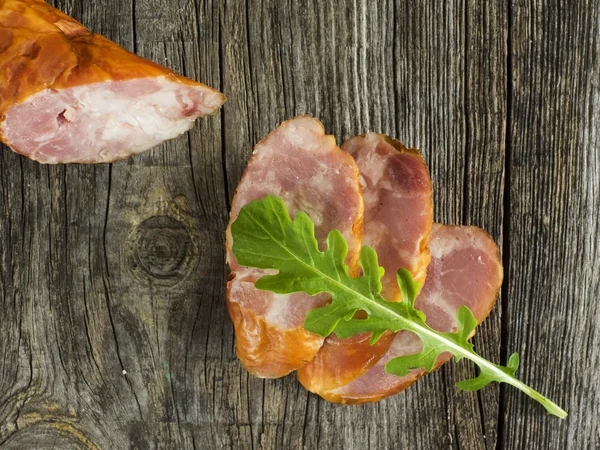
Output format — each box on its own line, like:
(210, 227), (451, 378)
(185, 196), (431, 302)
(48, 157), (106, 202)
(0, 0), (225, 163)
(226, 117), (364, 378)
(306, 224), (503, 403)
(298, 134), (433, 394)
(344, 134), (433, 296)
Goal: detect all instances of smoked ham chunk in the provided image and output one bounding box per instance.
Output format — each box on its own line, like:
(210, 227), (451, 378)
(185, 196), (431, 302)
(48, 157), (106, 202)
(0, 0), (225, 163)
(302, 224), (503, 404)
(226, 117), (364, 378)
(298, 133), (433, 394)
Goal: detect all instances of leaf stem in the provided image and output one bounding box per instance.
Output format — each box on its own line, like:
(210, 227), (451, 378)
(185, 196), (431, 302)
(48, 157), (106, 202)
(396, 316), (567, 418)
(293, 246), (566, 417)
(234, 199), (567, 418)
(334, 280), (567, 418)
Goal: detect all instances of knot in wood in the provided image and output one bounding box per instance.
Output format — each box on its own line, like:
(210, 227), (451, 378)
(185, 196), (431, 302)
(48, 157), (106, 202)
(134, 216), (194, 281)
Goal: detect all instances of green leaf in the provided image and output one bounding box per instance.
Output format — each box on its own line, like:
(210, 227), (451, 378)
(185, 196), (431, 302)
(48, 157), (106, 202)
(455, 352), (520, 391)
(230, 196), (567, 419)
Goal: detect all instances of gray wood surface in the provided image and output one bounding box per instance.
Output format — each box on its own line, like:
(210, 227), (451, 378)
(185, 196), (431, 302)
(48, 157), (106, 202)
(0, 0), (598, 448)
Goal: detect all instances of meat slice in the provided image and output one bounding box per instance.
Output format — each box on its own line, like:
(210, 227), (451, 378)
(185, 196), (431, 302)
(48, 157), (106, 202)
(0, 0), (225, 163)
(226, 116), (364, 378)
(343, 134), (433, 297)
(303, 224), (503, 403)
(297, 133), (433, 394)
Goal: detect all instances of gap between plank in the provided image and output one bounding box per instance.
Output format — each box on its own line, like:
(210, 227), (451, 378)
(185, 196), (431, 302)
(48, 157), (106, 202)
(220, 2), (231, 211)
(497, 1), (514, 448)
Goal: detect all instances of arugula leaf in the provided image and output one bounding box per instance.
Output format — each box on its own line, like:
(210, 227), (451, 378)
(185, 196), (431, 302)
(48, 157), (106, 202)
(231, 196), (567, 419)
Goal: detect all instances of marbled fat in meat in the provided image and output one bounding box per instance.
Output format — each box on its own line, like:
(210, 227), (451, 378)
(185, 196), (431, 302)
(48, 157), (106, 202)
(298, 133), (433, 396)
(226, 117), (364, 378)
(325, 224), (503, 403)
(344, 134), (433, 298)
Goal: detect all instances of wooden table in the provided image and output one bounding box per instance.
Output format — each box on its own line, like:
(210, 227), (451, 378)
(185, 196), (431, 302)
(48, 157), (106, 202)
(1, 1), (598, 449)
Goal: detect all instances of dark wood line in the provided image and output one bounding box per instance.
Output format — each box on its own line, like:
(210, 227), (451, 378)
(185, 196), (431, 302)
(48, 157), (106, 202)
(19, 157), (26, 253)
(463, 3), (489, 442)
(392, 0), (399, 135)
(245, 374), (255, 450)
(497, 0), (513, 448)
(219, 2), (231, 210)
(462, 0), (470, 226)
(244, 0), (256, 125)
(132, 0), (137, 54)
(440, 368), (454, 448)
(301, 390), (310, 448)
(100, 164), (142, 421)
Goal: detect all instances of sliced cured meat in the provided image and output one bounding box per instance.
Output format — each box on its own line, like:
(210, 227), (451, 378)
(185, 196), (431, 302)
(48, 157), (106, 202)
(226, 272), (330, 379)
(306, 224), (503, 404)
(298, 133), (433, 394)
(0, 0), (225, 163)
(226, 116), (364, 378)
(343, 133), (433, 298)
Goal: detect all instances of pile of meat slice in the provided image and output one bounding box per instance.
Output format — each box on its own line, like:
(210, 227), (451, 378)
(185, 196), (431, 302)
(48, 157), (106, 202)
(226, 116), (503, 404)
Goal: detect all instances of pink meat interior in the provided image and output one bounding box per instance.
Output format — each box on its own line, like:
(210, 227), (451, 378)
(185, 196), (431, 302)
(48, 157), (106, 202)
(1, 77), (224, 163)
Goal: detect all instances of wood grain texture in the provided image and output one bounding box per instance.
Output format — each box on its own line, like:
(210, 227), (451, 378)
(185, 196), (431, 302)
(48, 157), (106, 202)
(504, 0), (600, 448)
(0, 0), (597, 449)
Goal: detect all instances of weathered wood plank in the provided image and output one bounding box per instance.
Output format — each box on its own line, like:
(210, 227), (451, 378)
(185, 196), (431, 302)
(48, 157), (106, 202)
(100, 1), (228, 449)
(0, 0), (507, 448)
(458, 2), (507, 447)
(1, 0), (227, 448)
(221, 1), (507, 449)
(504, 0), (600, 447)
(1, 0), (140, 447)
(2, 0), (596, 449)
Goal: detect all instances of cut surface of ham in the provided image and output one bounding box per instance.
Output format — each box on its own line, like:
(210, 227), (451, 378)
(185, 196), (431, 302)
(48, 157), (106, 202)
(226, 117), (364, 378)
(226, 123), (503, 402)
(0, 0), (225, 163)
(302, 224), (503, 403)
(297, 133), (433, 395)
(343, 133), (433, 296)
